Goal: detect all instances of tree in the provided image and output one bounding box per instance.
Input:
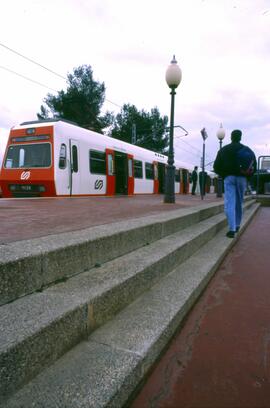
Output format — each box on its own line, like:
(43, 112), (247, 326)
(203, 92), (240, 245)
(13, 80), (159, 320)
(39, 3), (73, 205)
(37, 65), (113, 133)
(109, 104), (169, 154)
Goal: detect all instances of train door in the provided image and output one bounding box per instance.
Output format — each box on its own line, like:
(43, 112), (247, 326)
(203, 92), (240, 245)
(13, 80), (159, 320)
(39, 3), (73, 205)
(106, 149), (115, 195)
(182, 169), (189, 194)
(158, 162), (165, 193)
(115, 151), (128, 195)
(57, 142), (71, 196)
(180, 169), (188, 194)
(153, 161), (159, 194)
(175, 168), (181, 193)
(179, 169), (184, 193)
(205, 174), (210, 193)
(127, 154), (134, 195)
(69, 139), (80, 195)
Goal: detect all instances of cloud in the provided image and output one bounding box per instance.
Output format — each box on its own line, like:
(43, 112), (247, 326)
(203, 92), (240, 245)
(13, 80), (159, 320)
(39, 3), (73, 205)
(172, 85), (270, 164)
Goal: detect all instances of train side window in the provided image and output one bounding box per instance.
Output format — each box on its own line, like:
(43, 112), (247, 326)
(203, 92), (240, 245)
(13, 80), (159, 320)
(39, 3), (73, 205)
(128, 158), (133, 177)
(19, 149), (25, 167)
(72, 145), (78, 173)
(145, 162), (154, 180)
(89, 150), (106, 175)
(108, 154), (114, 175)
(175, 169), (180, 182)
(59, 144), (67, 169)
(154, 163), (158, 180)
(134, 160), (143, 178)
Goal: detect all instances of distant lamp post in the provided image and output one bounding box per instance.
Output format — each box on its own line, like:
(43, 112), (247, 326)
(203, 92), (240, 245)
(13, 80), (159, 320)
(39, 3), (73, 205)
(200, 128), (208, 200)
(216, 123), (225, 198)
(164, 55), (182, 203)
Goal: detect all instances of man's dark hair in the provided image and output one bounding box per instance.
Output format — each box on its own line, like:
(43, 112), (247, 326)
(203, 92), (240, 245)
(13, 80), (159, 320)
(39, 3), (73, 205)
(231, 129), (242, 142)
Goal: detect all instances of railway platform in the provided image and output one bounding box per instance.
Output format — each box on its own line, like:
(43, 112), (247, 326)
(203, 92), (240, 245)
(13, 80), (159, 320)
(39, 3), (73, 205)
(0, 193), (221, 243)
(0, 193), (270, 408)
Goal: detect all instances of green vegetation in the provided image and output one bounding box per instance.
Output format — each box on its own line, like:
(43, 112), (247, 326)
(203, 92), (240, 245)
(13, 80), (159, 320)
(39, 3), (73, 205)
(37, 65), (169, 154)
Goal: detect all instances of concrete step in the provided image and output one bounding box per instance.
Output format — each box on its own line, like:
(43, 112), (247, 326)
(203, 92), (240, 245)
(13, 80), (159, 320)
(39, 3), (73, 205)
(0, 199), (257, 403)
(0, 201), (226, 306)
(2, 201), (260, 408)
(0, 203), (233, 399)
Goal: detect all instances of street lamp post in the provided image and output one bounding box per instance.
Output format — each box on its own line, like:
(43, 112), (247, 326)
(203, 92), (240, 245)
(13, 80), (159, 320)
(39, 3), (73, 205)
(216, 123), (225, 198)
(164, 55), (182, 203)
(200, 128), (208, 199)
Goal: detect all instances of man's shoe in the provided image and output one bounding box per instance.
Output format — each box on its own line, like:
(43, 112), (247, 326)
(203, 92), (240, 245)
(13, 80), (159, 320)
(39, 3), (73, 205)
(226, 231), (235, 238)
(236, 226), (240, 232)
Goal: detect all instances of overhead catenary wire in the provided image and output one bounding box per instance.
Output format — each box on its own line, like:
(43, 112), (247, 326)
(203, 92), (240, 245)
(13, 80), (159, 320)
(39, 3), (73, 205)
(174, 143), (201, 159)
(174, 138), (212, 162)
(135, 127), (210, 161)
(0, 65), (58, 92)
(0, 56), (213, 163)
(174, 131), (211, 160)
(0, 42), (66, 80)
(0, 42), (122, 109)
(175, 135), (202, 154)
(0, 41), (212, 160)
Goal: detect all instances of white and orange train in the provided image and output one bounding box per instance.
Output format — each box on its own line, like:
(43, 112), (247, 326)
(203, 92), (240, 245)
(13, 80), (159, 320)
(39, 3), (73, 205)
(0, 119), (212, 198)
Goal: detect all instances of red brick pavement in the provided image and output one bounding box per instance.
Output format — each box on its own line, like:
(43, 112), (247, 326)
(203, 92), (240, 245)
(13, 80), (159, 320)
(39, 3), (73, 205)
(130, 206), (270, 408)
(0, 194), (220, 243)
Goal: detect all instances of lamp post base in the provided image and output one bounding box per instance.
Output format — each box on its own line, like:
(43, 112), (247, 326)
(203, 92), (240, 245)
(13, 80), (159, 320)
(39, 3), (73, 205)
(216, 176), (223, 198)
(164, 164), (175, 203)
(164, 195), (175, 203)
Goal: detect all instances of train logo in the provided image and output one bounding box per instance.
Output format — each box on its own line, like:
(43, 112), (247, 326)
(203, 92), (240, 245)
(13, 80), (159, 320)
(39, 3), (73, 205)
(94, 180), (103, 190)
(20, 171), (31, 180)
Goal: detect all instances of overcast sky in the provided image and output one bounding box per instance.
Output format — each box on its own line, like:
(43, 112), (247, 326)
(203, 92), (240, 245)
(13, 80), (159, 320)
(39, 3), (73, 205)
(1, 0), (270, 168)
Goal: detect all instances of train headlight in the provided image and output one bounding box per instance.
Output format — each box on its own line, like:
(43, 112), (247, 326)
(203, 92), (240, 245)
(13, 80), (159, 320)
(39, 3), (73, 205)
(26, 128), (36, 135)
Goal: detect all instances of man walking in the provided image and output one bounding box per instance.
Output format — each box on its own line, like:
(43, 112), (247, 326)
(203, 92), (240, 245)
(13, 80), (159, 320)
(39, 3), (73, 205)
(191, 166), (198, 195)
(213, 129), (256, 238)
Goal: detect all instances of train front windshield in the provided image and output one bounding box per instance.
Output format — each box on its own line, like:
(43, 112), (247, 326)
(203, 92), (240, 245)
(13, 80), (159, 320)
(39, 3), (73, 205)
(4, 143), (51, 168)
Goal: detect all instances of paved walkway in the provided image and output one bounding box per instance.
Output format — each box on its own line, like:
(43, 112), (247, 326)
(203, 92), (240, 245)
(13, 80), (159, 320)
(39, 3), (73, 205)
(130, 206), (270, 408)
(2, 194), (269, 407)
(0, 194), (220, 243)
